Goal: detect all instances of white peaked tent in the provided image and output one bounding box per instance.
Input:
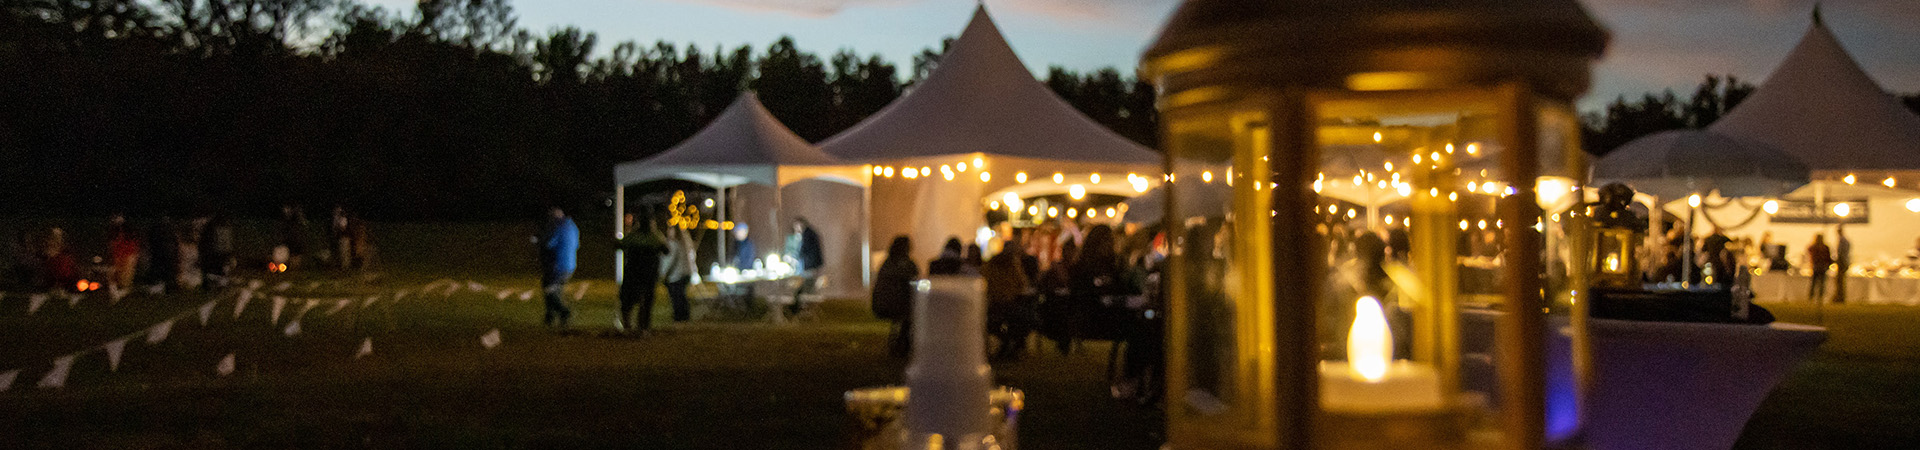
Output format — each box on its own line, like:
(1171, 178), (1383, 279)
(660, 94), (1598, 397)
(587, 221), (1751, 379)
(820, 5), (1163, 262)
(1708, 12), (1920, 171)
(613, 93), (870, 295)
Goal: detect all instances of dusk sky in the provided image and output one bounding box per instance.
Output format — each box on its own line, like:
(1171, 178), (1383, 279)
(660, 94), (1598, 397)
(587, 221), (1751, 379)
(362, 0), (1920, 111)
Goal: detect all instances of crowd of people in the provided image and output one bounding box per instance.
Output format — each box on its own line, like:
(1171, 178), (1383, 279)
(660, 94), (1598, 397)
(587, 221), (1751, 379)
(4, 205), (375, 296)
(869, 219), (1168, 404)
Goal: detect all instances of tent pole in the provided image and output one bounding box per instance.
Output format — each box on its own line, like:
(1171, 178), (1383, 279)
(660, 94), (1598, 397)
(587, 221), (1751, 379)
(718, 185), (728, 270)
(615, 184), (626, 285)
(862, 168), (873, 289)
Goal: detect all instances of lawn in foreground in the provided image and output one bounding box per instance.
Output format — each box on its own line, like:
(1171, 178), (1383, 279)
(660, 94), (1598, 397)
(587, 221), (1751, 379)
(0, 270), (1162, 449)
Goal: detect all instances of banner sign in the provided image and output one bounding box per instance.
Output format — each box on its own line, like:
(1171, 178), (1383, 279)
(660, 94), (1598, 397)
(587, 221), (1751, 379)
(1770, 198), (1869, 224)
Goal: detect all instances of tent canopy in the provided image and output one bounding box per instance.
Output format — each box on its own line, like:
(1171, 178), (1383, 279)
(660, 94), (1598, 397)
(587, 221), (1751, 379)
(1708, 13), (1920, 171)
(1594, 129), (1810, 199)
(615, 92), (862, 188)
(818, 5), (1161, 166)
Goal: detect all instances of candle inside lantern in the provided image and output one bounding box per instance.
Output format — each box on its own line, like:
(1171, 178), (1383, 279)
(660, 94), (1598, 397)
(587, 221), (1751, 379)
(1320, 296), (1446, 412)
(1604, 252), (1622, 273)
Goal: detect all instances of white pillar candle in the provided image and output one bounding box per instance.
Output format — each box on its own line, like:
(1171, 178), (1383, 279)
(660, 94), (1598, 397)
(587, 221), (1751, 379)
(904, 275), (994, 447)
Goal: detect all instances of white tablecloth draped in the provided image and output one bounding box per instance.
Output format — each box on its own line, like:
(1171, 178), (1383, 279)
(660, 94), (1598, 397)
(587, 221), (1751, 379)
(1751, 272), (1920, 306)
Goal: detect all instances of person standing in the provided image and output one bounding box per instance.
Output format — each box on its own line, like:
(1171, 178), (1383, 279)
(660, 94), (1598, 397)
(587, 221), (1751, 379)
(662, 225), (697, 323)
(105, 214), (142, 294)
(1805, 234), (1833, 302)
(730, 223), (756, 269)
(616, 214), (668, 335)
(872, 236), (919, 358)
(784, 218), (824, 314)
(982, 234), (1035, 360)
(1833, 224), (1852, 304)
(927, 238), (967, 275)
(541, 206), (580, 330)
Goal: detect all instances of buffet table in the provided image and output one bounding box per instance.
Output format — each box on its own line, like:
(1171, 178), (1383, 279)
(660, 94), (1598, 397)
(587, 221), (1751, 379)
(1750, 271), (1920, 306)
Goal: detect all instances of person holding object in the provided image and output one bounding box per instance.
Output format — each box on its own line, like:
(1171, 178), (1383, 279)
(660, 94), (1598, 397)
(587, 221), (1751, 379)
(541, 206), (580, 331)
(617, 214), (668, 335)
(872, 236), (919, 358)
(663, 225), (697, 323)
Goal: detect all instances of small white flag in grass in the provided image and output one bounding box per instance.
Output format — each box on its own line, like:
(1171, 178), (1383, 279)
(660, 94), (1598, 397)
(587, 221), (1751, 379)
(355, 338), (373, 359)
(394, 289), (410, 302)
(0, 369), (16, 392)
(519, 290), (534, 301)
(443, 283), (460, 297)
(283, 320), (302, 337)
(66, 292), (84, 307)
(272, 281), (292, 291)
(269, 296), (288, 323)
(147, 320), (175, 345)
(304, 281), (321, 291)
(495, 289), (512, 300)
(146, 284), (165, 295)
(216, 353), (235, 376)
(198, 300), (218, 326)
(362, 295), (379, 308)
(28, 293), (48, 315)
(479, 329), (502, 349)
(294, 299), (320, 320)
(109, 286), (129, 303)
(248, 279), (264, 290)
(326, 299), (352, 316)
(234, 292), (255, 319)
(38, 354), (75, 389)
(467, 281), (486, 292)
(573, 282), (590, 301)
(104, 338), (128, 372)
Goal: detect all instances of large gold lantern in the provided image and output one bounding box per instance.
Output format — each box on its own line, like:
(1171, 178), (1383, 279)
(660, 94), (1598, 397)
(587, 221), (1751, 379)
(1143, 2), (1607, 449)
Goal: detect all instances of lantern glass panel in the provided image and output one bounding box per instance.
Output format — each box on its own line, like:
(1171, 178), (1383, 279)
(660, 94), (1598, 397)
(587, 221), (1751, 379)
(1165, 104), (1278, 445)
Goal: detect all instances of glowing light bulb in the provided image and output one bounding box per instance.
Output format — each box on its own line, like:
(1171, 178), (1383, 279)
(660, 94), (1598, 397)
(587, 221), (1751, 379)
(1481, 181), (1496, 194)
(1105, 208), (1116, 218)
(1132, 179), (1149, 193)
(973, 157), (984, 168)
(1067, 208), (1078, 218)
(1091, 173), (1101, 184)
(1348, 296), (1391, 382)
(1396, 184), (1411, 197)
(1466, 143), (1480, 155)
(1027, 206), (1038, 216)
(1886, 177), (1897, 188)
(1467, 182), (1478, 193)
(943, 169), (956, 181)
(1763, 200), (1779, 214)
(1372, 132), (1383, 143)
(1353, 175), (1363, 186)
(1313, 179), (1324, 193)
(1384, 214), (1395, 225)
(1346, 209), (1356, 219)
(1844, 174), (1857, 185)
(989, 201), (1000, 209)
(1016, 172), (1028, 183)
(980, 172), (991, 182)
(1834, 202), (1851, 217)
(1203, 171), (1214, 183)
(1047, 207), (1058, 218)
(920, 167), (931, 177)
(1069, 184), (1087, 200)
(872, 166), (884, 176)
(1384, 162), (1394, 171)
(956, 162), (967, 172)
(1477, 220), (1487, 230)
(1445, 143), (1454, 154)
(1460, 220), (1469, 231)
(883, 167), (894, 177)
(1908, 198), (1920, 213)
(1687, 194), (1702, 208)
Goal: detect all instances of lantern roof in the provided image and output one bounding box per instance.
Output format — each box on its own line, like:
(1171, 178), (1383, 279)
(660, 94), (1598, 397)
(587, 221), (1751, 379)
(1707, 13), (1920, 171)
(1143, 0), (1608, 101)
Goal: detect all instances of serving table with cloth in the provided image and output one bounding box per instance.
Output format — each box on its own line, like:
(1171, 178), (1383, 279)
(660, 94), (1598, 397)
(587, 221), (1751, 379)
(1751, 270), (1920, 306)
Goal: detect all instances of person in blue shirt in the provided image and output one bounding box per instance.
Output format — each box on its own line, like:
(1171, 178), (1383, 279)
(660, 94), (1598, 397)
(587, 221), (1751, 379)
(541, 206), (580, 330)
(730, 223), (756, 269)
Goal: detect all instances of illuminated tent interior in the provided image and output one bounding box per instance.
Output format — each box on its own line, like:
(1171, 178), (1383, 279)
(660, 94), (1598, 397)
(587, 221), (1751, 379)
(819, 5), (1162, 263)
(613, 92), (870, 296)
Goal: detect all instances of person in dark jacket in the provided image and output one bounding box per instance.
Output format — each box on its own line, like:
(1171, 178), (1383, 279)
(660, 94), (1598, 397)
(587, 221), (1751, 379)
(617, 214), (668, 335)
(785, 218), (825, 315)
(1065, 225), (1126, 347)
(1806, 234), (1833, 302)
(541, 206), (581, 330)
(983, 234), (1035, 360)
(872, 236), (920, 358)
(928, 237), (967, 275)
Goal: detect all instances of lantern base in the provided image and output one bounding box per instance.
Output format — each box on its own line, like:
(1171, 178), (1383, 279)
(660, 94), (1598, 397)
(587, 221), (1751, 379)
(1318, 399), (1479, 450)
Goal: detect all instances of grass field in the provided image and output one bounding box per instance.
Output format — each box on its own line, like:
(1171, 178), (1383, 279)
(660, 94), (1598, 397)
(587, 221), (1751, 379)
(0, 219), (1916, 449)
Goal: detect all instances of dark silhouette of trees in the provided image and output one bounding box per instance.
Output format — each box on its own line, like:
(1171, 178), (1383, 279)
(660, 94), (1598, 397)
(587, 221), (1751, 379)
(0, 0), (1161, 220)
(1582, 75), (1755, 156)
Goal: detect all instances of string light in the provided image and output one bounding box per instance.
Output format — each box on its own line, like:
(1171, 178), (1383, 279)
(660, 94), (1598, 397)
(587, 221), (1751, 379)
(1907, 198), (1920, 212)
(980, 172), (991, 182)
(1346, 209), (1356, 219)
(1372, 132), (1383, 143)
(973, 157), (984, 168)
(1385, 214), (1395, 225)
(1763, 200), (1779, 214)
(1352, 175), (1363, 186)
(1028, 205), (1039, 216)
(1445, 143), (1455, 154)
(956, 162), (968, 172)
(1687, 194), (1702, 208)
(883, 167), (895, 178)
(1016, 172), (1028, 183)
(989, 201), (1000, 209)
(1086, 208), (1096, 218)
(1844, 174), (1857, 185)
(1885, 177), (1897, 188)
(1053, 173), (1065, 184)
(1067, 208), (1078, 218)
(1834, 203), (1851, 217)
(920, 167), (931, 177)
(1105, 208), (1116, 218)
(1477, 220), (1487, 230)
(1047, 207), (1059, 218)
(1466, 143), (1480, 155)
(1384, 162), (1394, 171)
(1460, 220), (1469, 231)
(1069, 184), (1087, 200)
(1396, 184), (1411, 197)
(903, 168), (918, 179)
(1090, 173), (1101, 184)
(872, 166), (884, 176)
(1467, 182), (1478, 193)
(1203, 171), (1214, 183)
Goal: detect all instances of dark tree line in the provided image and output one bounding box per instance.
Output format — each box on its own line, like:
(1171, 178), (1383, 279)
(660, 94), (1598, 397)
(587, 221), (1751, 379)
(1582, 74), (1920, 156)
(0, 0), (1158, 221)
